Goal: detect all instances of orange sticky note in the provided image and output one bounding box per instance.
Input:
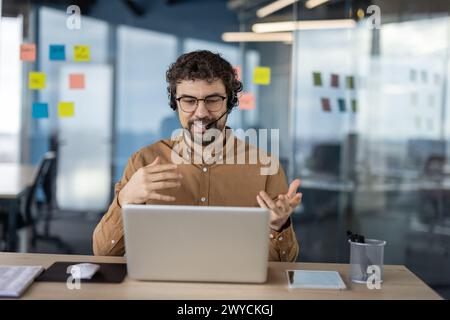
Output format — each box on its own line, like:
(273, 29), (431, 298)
(20, 44), (36, 61)
(69, 74), (85, 89)
(234, 65), (242, 81)
(74, 45), (90, 62)
(58, 102), (75, 118)
(28, 72), (46, 89)
(238, 92), (256, 110)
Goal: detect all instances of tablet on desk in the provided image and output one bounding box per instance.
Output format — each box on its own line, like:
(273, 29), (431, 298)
(286, 270), (347, 290)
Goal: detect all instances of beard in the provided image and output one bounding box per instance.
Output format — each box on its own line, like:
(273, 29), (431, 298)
(187, 117), (223, 146)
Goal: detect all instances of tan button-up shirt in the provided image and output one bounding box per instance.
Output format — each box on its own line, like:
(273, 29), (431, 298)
(92, 130), (299, 262)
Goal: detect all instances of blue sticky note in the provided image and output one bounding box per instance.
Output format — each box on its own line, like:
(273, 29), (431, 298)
(32, 103), (49, 118)
(338, 98), (346, 112)
(49, 45), (66, 61)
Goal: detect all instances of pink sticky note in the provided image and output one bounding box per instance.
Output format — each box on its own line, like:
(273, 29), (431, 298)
(239, 92), (255, 110)
(69, 74), (85, 89)
(321, 97), (331, 112)
(20, 44), (36, 61)
(234, 65), (242, 81)
(331, 74), (339, 88)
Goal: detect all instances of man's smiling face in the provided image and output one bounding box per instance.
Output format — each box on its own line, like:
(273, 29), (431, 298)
(176, 78), (228, 145)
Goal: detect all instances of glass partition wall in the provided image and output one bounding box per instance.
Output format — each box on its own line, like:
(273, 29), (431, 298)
(288, 0), (450, 295)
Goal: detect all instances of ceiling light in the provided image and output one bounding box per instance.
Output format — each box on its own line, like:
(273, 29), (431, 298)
(252, 19), (356, 33)
(305, 0), (331, 10)
(222, 32), (293, 43)
(256, 0), (299, 18)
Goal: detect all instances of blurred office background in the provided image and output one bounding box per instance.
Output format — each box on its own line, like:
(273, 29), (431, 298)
(1, 0), (450, 298)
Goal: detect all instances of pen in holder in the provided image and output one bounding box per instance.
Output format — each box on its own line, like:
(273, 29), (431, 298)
(347, 231), (386, 284)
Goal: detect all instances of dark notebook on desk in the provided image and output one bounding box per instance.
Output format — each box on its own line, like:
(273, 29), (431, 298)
(35, 262), (127, 283)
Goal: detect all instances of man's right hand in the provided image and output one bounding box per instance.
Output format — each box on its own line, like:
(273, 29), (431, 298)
(118, 156), (182, 206)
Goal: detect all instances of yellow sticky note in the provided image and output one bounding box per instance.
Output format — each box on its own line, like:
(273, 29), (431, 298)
(253, 67), (271, 85)
(29, 72), (46, 89)
(58, 102), (75, 118)
(74, 45), (90, 62)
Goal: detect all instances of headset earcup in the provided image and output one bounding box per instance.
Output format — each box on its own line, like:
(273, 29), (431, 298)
(227, 92), (238, 113)
(169, 92), (177, 110)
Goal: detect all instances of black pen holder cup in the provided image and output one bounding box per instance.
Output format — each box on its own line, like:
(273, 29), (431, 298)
(349, 239), (386, 284)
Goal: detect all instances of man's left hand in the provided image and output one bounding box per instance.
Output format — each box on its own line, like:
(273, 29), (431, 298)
(256, 179), (302, 231)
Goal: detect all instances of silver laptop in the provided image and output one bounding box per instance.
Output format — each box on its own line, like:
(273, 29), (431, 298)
(122, 204), (270, 283)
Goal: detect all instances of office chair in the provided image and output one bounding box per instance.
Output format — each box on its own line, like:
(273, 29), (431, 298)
(22, 151), (72, 253)
(418, 155), (448, 227)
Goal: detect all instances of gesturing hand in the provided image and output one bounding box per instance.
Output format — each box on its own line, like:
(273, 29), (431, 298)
(256, 179), (302, 231)
(118, 157), (182, 205)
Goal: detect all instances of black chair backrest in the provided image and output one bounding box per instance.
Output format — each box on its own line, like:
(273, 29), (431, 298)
(424, 155), (445, 176)
(24, 152), (56, 225)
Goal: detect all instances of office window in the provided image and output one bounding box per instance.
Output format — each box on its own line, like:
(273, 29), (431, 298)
(116, 26), (178, 182)
(0, 16), (22, 163)
(291, 12), (450, 293)
(354, 16), (450, 276)
(293, 26), (370, 180)
(38, 7), (112, 211)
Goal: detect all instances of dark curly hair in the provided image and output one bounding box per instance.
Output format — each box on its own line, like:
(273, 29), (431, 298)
(166, 50), (243, 112)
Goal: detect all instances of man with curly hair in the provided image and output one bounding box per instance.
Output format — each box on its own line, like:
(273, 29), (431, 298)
(93, 50), (302, 262)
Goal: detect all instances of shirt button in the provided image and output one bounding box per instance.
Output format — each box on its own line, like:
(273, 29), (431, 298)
(111, 240), (116, 244)
(278, 236), (284, 241)
(200, 197), (207, 202)
(269, 234), (274, 239)
(202, 167), (208, 172)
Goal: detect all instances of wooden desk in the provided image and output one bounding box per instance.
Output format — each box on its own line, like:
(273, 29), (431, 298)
(0, 252), (442, 300)
(0, 164), (36, 251)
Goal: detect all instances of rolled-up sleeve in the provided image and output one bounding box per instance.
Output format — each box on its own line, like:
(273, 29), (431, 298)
(268, 218), (299, 262)
(92, 154), (137, 256)
(265, 163), (300, 262)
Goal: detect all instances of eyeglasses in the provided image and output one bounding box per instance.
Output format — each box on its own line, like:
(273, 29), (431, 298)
(176, 95), (226, 112)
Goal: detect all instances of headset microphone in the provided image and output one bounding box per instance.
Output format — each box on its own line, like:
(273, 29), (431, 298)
(205, 110), (229, 130)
